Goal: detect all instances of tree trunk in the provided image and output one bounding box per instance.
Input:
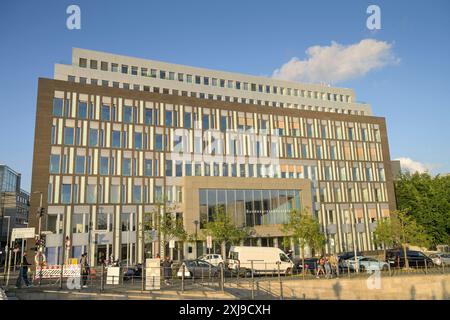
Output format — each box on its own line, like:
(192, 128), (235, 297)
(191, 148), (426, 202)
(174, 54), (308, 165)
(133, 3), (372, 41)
(402, 243), (409, 269)
(301, 245), (305, 278)
(221, 241), (226, 260)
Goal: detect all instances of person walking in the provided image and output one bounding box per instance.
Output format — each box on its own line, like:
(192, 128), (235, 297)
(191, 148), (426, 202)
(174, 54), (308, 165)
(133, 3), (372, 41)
(16, 252), (32, 288)
(162, 256), (172, 285)
(316, 256), (325, 278)
(324, 255), (332, 279)
(80, 253), (90, 288)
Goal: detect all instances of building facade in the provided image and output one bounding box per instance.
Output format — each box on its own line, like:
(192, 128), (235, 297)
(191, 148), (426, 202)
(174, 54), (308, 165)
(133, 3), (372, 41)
(29, 49), (396, 266)
(0, 165), (30, 249)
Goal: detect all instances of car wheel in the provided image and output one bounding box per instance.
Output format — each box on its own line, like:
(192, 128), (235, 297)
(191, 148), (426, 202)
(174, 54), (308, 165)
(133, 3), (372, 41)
(285, 268), (292, 276)
(359, 265), (365, 272)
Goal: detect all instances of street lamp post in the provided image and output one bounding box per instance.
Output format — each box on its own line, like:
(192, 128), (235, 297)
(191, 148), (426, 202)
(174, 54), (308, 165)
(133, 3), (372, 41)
(193, 220), (199, 258)
(33, 191), (43, 237)
(2, 216), (11, 276)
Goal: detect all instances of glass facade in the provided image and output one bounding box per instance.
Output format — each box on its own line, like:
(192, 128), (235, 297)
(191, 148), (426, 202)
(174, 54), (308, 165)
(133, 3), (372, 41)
(199, 188), (301, 228)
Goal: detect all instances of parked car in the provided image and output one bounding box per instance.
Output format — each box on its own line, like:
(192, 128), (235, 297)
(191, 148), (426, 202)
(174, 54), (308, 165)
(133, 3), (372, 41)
(177, 259), (220, 278)
(429, 253), (450, 266)
(227, 246), (294, 275)
(293, 258), (318, 274)
(123, 264), (143, 281)
(346, 256), (389, 272)
(198, 254), (224, 267)
(386, 249), (434, 268)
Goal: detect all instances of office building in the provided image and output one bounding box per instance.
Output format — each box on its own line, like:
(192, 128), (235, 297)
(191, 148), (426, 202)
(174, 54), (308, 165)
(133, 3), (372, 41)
(29, 48), (396, 265)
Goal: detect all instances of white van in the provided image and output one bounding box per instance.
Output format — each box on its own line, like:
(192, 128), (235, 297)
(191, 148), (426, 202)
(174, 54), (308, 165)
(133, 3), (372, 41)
(227, 246), (294, 275)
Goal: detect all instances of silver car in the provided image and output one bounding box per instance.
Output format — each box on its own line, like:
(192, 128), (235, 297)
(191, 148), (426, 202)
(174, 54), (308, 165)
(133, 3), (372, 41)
(347, 256), (389, 272)
(429, 253), (450, 266)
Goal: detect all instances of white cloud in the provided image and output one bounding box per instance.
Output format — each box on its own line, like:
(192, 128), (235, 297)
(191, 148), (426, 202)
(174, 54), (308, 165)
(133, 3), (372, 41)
(272, 39), (399, 84)
(395, 157), (433, 174)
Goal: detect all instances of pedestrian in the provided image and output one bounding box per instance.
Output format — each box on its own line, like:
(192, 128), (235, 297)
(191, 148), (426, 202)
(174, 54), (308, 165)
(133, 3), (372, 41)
(80, 253), (90, 288)
(324, 255), (332, 279)
(316, 256), (325, 278)
(333, 254), (340, 278)
(16, 252), (32, 288)
(162, 256), (172, 285)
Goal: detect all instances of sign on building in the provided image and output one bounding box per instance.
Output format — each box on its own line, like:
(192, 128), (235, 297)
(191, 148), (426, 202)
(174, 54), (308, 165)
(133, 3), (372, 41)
(11, 227), (36, 241)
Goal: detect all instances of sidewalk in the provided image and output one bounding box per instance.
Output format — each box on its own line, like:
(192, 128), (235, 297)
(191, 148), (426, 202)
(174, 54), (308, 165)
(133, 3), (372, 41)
(5, 284), (237, 300)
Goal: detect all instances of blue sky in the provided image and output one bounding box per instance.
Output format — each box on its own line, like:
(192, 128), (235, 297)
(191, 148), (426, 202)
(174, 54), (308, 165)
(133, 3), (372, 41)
(0, 0), (449, 191)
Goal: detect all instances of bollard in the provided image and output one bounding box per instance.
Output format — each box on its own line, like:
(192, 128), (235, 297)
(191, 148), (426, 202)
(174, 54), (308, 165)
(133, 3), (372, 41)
(442, 262), (445, 274)
(220, 264), (224, 292)
(425, 260), (428, 274)
(251, 261), (255, 300)
(141, 265), (145, 293)
(59, 264), (64, 289)
(101, 264), (105, 292)
(277, 262), (283, 300)
(181, 264), (185, 293)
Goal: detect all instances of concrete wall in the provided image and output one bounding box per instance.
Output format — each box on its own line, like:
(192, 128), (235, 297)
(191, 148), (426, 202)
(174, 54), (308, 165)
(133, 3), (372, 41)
(262, 274), (450, 300)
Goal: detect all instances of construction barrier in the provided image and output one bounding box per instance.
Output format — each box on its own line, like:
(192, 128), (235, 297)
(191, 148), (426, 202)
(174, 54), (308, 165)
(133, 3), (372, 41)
(34, 264), (81, 279)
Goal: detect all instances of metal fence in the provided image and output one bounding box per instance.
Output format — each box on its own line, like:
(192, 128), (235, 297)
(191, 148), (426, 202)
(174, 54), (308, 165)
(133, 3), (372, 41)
(1, 260), (449, 299)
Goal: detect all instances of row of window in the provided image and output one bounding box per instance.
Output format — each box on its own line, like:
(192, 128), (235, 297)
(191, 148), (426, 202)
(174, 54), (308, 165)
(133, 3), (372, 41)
(78, 57), (353, 103)
(49, 149), (386, 182)
(68, 75), (365, 115)
(52, 98), (380, 141)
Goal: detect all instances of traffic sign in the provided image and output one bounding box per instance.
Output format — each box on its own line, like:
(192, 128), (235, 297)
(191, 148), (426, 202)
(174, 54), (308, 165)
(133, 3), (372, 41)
(11, 227), (36, 241)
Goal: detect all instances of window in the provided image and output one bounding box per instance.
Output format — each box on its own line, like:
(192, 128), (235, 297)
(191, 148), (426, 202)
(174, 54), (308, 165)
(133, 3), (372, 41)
(123, 158), (131, 176)
(100, 157), (109, 175)
(144, 159), (152, 176)
(121, 65), (128, 74)
(160, 70), (166, 79)
(184, 112), (192, 129)
(155, 134), (163, 151)
(64, 127), (74, 145)
(101, 105), (110, 121)
(90, 60), (97, 69)
(348, 127), (354, 141)
(79, 58), (87, 68)
(202, 114), (209, 130)
(53, 98), (63, 116)
(78, 102), (87, 119)
(49, 155), (60, 173)
(134, 132), (142, 149)
(86, 184), (97, 204)
(112, 130), (121, 148)
(133, 185), (142, 203)
(61, 184), (71, 204)
(186, 74), (192, 83)
(123, 106), (133, 123)
(165, 110), (173, 127)
(74, 155), (85, 174)
(89, 129), (98, 147)
(144, 108), (153, 125)
(166, 160), (173, 176)
(131, 66), (138, 75)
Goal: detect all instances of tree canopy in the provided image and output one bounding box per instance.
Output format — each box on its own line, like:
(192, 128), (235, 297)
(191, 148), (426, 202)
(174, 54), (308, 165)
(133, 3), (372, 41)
(395, 172), (450, 247)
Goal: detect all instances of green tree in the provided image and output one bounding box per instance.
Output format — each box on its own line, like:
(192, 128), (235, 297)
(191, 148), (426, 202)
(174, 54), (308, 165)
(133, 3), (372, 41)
(202, 205), (249, 259)
(373, 217), (396, 261)
(395, 172), (450, 247)
(281, 208), (326, 276)
(373, 209), (431, 268)
(143, 198), (187, 260)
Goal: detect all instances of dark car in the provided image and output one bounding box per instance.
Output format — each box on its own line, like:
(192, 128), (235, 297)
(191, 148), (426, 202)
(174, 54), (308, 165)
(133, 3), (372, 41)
(386, 249), (434, 268)
(293, 258), (319, 274)
(123, 264), (143, 281)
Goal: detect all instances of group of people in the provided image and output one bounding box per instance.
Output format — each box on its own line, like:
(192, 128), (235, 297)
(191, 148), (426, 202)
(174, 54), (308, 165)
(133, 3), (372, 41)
(316, 254), (340, 279)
